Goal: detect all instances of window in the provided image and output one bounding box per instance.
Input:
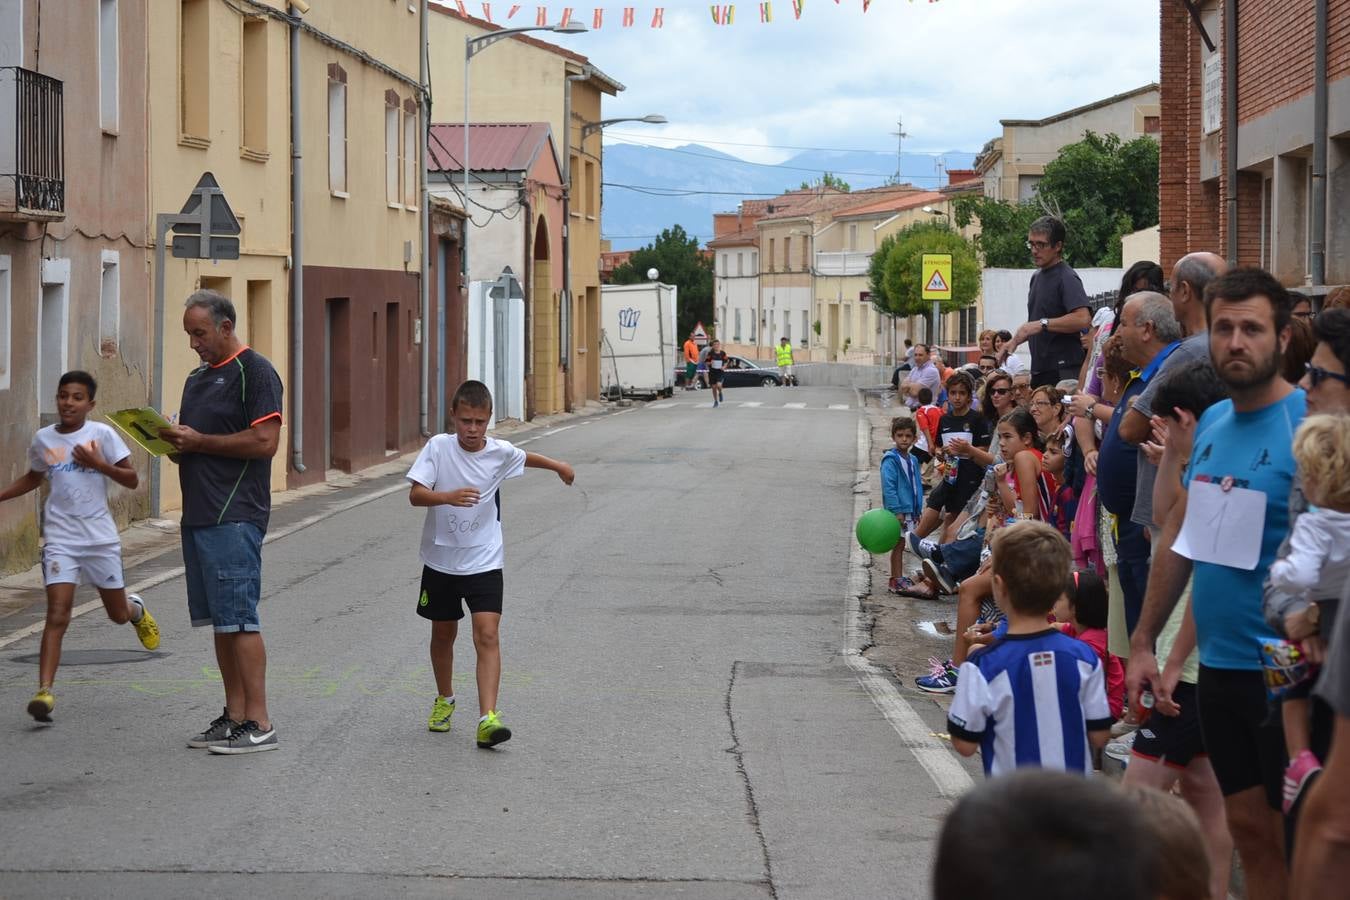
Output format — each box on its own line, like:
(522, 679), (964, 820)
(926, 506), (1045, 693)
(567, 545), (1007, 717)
(328, 63), (348, 194)
(585, 160), (597, 216)
(247, 279), (272, 358)
(241, 17), (268, 153)
(784, 316), (791, 342)
(39, 259), (70, 420)
(1143, 115), (1160, 135)
(403, 99), (418, 207)
(801, 237), (809, 271)
(0, 254), (10, 391)
(801, 311), (808, 347)
(848, 223), (857, 251)
(767, 239), (774, 272)
(99, 251), (120, 356)
(180, 0), (210, 140)
(385, 91), (400, 204)
(749, 307), (757, 342)
(734, 308), (742, 341)
(736, 252), (743, 276)
(751, 252), (758, 275)
(99, 0), (119, 132)
(783, 237), (791, 272)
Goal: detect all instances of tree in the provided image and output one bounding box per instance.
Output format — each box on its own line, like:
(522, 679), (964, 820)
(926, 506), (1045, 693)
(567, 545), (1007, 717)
(610, 224), (713, 339)
(875, 220), (982, 318)
(953, 131), (1160, 267)
(796, 172), (851, 192)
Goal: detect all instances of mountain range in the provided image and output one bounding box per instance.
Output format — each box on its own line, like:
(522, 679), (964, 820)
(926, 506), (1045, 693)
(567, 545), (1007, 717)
(600, 144), (978, 251)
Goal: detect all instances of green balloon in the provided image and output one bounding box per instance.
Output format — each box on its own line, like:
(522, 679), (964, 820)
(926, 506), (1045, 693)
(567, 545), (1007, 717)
(856, 507), (902, 554)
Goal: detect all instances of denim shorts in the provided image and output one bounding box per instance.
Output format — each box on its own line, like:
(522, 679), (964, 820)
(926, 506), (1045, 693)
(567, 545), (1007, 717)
(182, 522), (265, 633)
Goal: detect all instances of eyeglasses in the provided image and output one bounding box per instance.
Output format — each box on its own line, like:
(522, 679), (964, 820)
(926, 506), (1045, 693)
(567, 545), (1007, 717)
(1305, 363), (1350, 388)
(1013, 382), (1031, 391)
(1025, 239), (1053, 251)
(1029, 400), (1054, 408)
(990, 387), (1012, 396)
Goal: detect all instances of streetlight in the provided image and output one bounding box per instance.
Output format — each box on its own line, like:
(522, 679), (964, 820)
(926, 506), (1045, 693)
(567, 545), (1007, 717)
(463, 20), (588, 235)
(559, 107), (664, 409)
(922, 205), (946, 216)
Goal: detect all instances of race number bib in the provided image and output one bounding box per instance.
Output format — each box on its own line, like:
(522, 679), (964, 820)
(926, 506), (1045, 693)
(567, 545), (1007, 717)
(1172, 478), (1266, 570)
(434, 502), (500, 548)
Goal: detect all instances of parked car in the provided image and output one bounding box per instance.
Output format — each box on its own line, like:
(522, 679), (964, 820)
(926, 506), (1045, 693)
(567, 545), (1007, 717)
(674, 355), (784, 388)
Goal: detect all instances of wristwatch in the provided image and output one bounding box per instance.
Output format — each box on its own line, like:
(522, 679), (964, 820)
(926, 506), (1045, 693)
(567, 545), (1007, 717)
(1040, 317), (1050, 332)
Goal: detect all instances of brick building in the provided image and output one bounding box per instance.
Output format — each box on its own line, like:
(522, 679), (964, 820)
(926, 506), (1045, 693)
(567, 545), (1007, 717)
(1159, 0), (1349, 293)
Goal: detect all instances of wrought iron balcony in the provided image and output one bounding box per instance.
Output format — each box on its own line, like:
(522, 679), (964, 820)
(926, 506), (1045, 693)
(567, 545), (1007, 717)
(0, 66), (65, 220)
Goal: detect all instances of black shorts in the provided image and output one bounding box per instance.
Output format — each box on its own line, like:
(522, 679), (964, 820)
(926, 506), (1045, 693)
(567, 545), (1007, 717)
(416, 566), (504, 621)
(1196, 665), (1287, 809)
(708, 369), (725, 385)
(1132, 681), (1207, 770)
(926, 478), (978, 515)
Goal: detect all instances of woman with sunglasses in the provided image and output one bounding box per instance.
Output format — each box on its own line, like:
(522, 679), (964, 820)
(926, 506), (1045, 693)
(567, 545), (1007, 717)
(981, 371), (1016, 424)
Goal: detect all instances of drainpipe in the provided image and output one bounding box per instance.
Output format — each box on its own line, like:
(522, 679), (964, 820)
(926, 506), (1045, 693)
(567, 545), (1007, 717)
(1310, 0), (1328, 286)
(288, 3), (307, 473)
(561, 68), (590, 413)
(419, 0), (433, 435)
(1224, 0), (1238, 266)
(522, 187), (535, 420)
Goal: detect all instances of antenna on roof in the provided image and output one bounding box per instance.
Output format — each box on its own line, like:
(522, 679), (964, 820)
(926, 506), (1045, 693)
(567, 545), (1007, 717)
(935, 156), (946, 184)
(890, 117), (908, 185)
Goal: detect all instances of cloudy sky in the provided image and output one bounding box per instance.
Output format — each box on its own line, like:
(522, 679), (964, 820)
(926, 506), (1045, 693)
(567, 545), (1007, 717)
(536, 0), (1160, 163)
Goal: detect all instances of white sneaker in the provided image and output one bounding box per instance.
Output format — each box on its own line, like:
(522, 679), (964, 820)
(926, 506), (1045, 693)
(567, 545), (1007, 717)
(1103, 731), (1136, 762)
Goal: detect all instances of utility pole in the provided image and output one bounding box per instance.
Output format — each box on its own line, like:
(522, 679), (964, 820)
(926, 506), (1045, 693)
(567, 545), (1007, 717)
(890, 117), (908, 184)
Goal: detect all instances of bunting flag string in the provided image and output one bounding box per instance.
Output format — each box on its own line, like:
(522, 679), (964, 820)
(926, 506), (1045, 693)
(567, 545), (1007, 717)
(447, 0), (939, 29)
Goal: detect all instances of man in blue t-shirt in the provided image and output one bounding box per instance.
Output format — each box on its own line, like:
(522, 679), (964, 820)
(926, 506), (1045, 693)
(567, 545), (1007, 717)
(161, 290), (284, 755)
(1126, 268), (1303, 900)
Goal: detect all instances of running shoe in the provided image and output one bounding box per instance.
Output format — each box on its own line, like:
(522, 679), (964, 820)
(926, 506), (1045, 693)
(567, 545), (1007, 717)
(907, 532), (938, 561)
(1283, 749), (1323, 814)
(208, 720), (279, 754)
(889, 575), (917, 595)
(130, 594), (160, 651)
(188, 708), (239, 748)
(428, 695), (456, 733)
(1104, 730), (1136, 762)
(915, 657), (958, 694)
(922, 558), (957, 595)
(27, 689), (54, 723)
(476, 710), (512, 748)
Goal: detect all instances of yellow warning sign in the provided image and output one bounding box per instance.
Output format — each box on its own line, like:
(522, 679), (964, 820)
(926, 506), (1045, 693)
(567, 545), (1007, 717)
(922, 254), (953, 301)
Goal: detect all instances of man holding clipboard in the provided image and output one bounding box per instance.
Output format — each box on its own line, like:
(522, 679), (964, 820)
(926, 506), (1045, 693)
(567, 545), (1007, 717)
(159, 290), (285, 756)
(1126, 269), (1303, 900)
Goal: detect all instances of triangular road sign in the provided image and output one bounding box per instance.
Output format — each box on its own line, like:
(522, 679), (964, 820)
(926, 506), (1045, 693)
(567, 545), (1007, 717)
(925, 269), (949, 293)
(175, 172), (241, 236)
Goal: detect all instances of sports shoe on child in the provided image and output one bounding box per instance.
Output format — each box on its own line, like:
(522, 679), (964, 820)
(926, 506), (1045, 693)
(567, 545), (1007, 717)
(187, 707), (239, 748)
(129, 594), (160, 651)
(207, 720), (278, 754)
(27, 689), (54, 723)
(915, 657), (959, 693)
(1104, 730), (1137, 762)
(476, 710), (512, 748)
(922, 558), (957, 595)
(428, 695), (456, 733)
(908, 532), (938, 561)
(1282, 749), (1323, 814)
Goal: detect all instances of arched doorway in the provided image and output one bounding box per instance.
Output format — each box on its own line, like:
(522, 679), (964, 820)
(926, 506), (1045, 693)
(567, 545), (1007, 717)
(531, 214), (561, 416)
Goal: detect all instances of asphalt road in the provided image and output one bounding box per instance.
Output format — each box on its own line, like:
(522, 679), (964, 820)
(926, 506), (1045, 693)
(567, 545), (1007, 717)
(0, 386), (963, 899)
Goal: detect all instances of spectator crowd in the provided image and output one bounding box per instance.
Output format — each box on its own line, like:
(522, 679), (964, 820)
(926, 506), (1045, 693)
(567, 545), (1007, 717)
(881, 215), (1350, 899)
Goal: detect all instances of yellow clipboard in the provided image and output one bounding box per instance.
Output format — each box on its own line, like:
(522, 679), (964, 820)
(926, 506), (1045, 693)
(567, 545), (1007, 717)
(107, 408), (176, 457)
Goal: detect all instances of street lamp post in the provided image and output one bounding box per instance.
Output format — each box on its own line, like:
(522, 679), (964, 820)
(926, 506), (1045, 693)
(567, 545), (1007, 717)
(560, 109), (664, 409)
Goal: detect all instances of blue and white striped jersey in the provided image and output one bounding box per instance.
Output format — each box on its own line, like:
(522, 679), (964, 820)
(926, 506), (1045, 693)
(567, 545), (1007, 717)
(947, 629), (1113, 777)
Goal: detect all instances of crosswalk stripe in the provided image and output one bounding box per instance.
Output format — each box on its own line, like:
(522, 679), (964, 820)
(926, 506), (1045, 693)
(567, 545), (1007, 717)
(649, 402), (679, 409)
(784, 402), (807, 409)
(828, 404), (850, 410)
(738, 402), (763, 408)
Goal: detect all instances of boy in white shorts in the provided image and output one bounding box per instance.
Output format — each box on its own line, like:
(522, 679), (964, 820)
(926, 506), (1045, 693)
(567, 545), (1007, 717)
(407, 379), (574, 747)
(0, 371), (160, 722)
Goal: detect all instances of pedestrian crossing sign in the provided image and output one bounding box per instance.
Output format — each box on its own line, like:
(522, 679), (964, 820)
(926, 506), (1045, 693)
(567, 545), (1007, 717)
(922, 254), (953, 301)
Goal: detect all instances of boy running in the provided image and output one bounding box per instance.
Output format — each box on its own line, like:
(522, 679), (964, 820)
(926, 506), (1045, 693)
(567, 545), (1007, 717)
(0, 371), (160, 722)
(705, 340), (729, 408)
(407, 380), (574, 747)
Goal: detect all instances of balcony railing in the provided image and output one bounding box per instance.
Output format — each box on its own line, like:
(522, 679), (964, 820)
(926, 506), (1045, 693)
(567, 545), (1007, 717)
(0, 66), (65, 220)
(814, 250), (873, 277)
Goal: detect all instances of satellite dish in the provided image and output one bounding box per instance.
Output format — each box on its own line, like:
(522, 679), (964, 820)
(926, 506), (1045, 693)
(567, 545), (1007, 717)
(647, 268), (659, 282)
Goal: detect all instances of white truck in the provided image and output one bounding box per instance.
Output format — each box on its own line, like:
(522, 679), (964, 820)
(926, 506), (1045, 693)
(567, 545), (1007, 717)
(600, 282), (678, 399)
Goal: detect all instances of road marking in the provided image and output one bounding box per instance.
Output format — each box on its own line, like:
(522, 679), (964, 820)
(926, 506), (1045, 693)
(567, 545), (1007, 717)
(737, 402), (763, 408)
(649, 402), (679, 409)
(783, 402), (807, 409)
(0, 478), (414, 650)
(828, 404), (851, 410)
(844, 409), (973, 799)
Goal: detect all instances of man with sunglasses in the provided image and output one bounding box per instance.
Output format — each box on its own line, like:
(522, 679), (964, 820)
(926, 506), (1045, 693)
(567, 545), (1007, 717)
(1002, 216), (1092, 388)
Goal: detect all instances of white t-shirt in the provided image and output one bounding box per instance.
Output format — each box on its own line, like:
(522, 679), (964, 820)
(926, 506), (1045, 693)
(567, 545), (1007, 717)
(28, 421), (132, 549)
(406, 434), (527, 575)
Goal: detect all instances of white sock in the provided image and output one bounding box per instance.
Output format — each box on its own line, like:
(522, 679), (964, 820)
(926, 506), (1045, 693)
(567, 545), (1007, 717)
(479, 713), (492, 723)
(440, 694), (455, 704)
(128, 596), (144, 624)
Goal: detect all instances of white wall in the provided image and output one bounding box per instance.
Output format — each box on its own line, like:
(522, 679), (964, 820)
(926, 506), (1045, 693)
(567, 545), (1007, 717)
(982, 266), (1123, 363)
(431, 182), (525, 285)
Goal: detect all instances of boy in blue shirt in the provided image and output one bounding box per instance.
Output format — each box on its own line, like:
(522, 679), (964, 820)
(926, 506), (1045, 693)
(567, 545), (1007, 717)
(880, 417), (923, 593)
(947, 521), (1112, 776)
